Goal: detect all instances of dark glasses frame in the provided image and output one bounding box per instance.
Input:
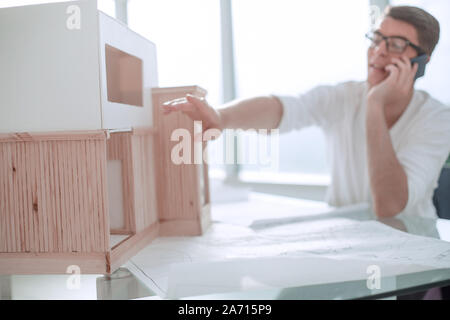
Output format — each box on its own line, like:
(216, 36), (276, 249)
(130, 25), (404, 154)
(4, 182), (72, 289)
(365, 30), (426, 56)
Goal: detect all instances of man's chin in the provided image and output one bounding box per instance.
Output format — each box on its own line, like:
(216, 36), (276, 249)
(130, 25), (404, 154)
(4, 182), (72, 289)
(367, 76), (387, 89)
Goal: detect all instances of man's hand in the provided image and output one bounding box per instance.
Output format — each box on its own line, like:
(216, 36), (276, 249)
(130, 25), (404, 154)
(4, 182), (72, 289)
(163, 94), (224, 134)
(367, 56), (419, 107)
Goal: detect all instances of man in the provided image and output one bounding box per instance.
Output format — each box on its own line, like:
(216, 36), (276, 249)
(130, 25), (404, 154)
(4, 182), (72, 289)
(163, 6), (450, 219)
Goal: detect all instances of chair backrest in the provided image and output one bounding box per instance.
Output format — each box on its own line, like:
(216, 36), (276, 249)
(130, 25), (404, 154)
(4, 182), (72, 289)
(433, 166), (450, 220)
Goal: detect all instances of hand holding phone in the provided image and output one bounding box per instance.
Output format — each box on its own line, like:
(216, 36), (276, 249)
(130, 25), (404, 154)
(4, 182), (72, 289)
(410, 54), (428, 80)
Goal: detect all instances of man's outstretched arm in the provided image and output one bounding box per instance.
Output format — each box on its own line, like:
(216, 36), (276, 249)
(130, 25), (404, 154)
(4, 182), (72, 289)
(163, 95), (284, 132)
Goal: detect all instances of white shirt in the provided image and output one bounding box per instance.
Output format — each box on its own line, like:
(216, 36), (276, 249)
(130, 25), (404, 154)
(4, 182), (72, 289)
(276, 81), (450, 219)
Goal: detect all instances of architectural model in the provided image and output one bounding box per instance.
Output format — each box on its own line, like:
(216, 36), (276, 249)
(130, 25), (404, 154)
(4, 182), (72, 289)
(0, 0), (210, 274)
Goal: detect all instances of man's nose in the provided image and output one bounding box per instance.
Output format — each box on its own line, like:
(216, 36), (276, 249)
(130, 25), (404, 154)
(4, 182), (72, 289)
(373, 39), (388, 56)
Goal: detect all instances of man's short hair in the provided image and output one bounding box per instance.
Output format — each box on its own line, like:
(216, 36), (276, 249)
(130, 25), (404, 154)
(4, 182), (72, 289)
(384, 5), (440, 56)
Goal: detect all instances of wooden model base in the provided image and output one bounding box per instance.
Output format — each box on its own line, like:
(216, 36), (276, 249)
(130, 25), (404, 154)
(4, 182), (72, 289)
(0, 86), (210, 274)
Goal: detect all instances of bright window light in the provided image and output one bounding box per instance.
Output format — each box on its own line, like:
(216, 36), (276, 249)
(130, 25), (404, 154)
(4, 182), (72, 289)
(127, 0), (222, 107)
(97, 0), (116, 18)
(127, 0), (223, 172)
(232, 0), (371, 176)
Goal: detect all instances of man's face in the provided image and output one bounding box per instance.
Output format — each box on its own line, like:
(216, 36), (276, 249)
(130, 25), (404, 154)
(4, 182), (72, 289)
(367, 17), (421, 87)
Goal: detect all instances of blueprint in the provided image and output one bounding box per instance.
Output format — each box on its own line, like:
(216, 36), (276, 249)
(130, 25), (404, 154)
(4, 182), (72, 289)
(127, 213), (450, 298)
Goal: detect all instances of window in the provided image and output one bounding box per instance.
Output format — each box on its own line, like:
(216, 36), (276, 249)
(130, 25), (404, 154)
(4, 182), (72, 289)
(232, 0), (372, 177)
(105, 44), (143, 107)
(126, 0), (374, 181)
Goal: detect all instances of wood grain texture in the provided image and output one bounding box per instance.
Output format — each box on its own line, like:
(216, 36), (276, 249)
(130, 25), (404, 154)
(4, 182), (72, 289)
(0, 133), (109, 254)
(107, 130), (159, 235)
(0, 86), (212, 275)
(158, 220), (202, 237)
(131, 133), (159, 232)
(152, 86), (211, 235)
(0, 131), (108, 142)
(109, 222), (159, 273)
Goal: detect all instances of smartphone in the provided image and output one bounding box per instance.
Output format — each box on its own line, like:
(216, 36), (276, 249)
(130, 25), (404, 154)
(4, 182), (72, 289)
(411, 54), (428, 80)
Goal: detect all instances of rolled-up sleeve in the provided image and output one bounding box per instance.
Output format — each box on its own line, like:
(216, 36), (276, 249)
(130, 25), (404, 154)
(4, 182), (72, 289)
(273, 81), (359, 134)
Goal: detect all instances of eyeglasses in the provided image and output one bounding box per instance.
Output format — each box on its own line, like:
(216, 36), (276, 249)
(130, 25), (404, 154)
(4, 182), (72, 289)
(365, 31), (426, 55)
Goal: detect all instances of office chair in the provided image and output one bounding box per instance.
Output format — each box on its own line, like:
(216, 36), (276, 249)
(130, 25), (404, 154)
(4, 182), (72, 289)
(433, 165), (450, 220)
(432, 164), (450, 300)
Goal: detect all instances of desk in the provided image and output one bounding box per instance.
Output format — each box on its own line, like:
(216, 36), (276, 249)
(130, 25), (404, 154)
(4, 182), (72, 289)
(1, 193), (450, 300)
